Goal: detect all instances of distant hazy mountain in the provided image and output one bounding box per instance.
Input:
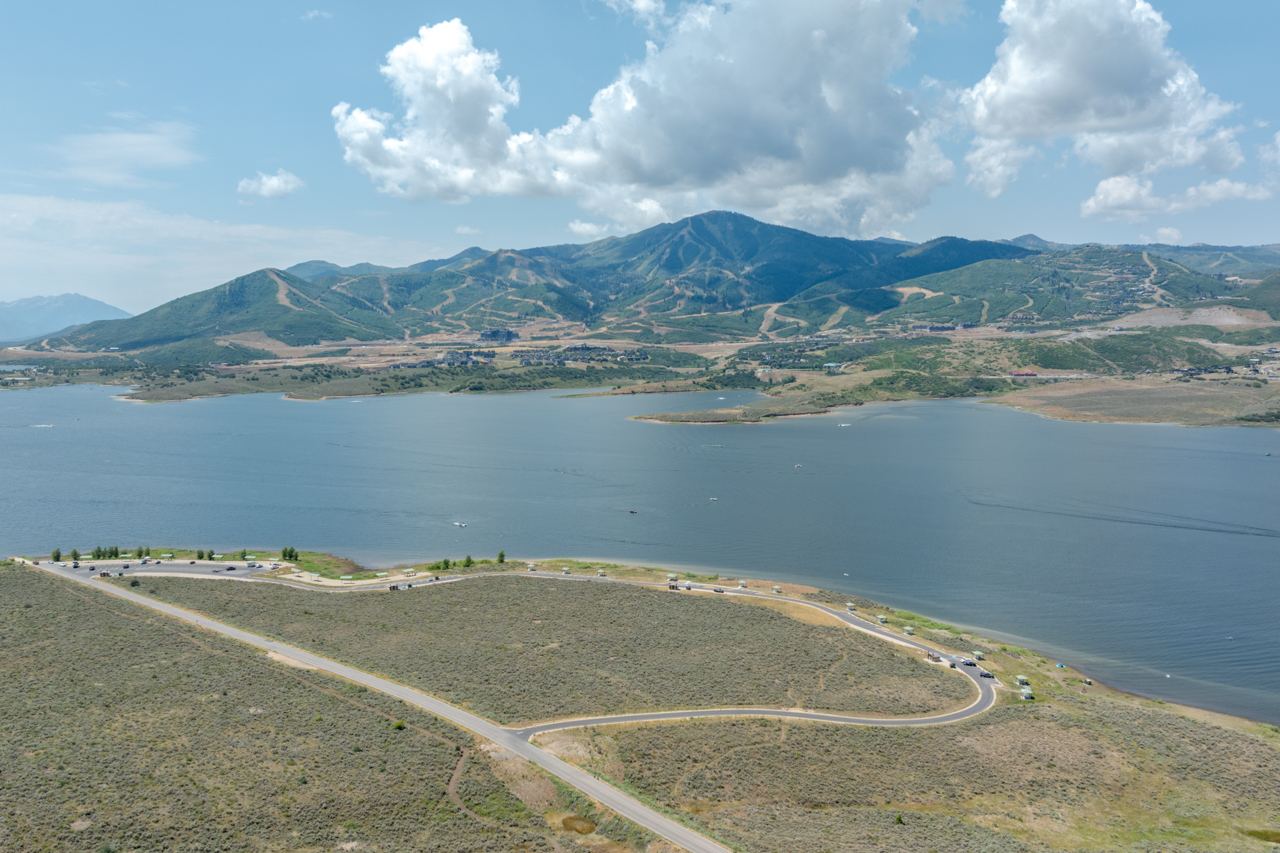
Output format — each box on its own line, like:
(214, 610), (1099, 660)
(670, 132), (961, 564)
(1119, 243), (1280, 277)
(284, 248), (492, 282)
(0, 294), (131, 342)
(284, 260), (399, 281)
(1007, 234), (1071, 252)
(1000, 234), (1280, 277)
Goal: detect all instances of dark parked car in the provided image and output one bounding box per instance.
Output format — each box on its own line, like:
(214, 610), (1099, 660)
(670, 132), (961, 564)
(980, 671), (995, 678)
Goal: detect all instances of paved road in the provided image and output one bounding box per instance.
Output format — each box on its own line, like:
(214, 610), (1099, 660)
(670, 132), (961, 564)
(66, 562), (999, 723)
(26, 561), (998, 853)
(31, 561), (736, 853)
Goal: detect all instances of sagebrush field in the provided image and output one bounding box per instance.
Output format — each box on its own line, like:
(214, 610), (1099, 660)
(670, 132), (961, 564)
(540, 669), (1280, 851)
(120, 574), (973, 725)
(0, 563), (656, 853)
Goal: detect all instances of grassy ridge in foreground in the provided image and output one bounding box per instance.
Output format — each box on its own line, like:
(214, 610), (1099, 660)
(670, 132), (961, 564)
(540, 699), (1280, 852)
(118, 574), (973, 725)
(0, 562), (664, 853)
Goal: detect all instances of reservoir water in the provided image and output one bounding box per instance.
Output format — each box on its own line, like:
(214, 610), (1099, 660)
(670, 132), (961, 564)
(3, 384), (1278, 724)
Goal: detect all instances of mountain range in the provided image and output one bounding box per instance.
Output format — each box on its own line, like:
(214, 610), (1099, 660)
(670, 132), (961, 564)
(35, 210), (1280, 355)
(51, 211), (1038, 351)
(0, 294), (131, 344)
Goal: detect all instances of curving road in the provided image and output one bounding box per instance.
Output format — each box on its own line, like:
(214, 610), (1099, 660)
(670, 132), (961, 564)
(26, 560), (998, 853)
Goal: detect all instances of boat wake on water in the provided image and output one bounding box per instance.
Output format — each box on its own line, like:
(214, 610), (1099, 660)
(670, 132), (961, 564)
(965, 494), (1280, 539)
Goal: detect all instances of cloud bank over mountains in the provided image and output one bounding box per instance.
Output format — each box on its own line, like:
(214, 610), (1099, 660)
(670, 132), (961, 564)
(334, 0), (1270, 237)
(333, 1), (948, 237)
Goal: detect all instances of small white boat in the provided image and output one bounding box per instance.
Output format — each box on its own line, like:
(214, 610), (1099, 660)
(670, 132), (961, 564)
(838, 423), (851, 427)
(709, 497), (717, 501)
(452, 522), (467, 527)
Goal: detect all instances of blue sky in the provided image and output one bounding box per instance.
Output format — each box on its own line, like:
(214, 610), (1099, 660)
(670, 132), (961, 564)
(2, 0), (1278, 312)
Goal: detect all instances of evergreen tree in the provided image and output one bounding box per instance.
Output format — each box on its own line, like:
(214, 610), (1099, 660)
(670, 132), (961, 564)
(135, 546), (144, 559)
(70, 549), (79, 561)
(441, 558), (451, 571)
(144, 547), (151, 557)
(463, 555), (474, 568)
(238, 549), (247, 561)
(196, 550), (204, 560)
(497, 550), (505, 563)
(51, 548), (61, 562)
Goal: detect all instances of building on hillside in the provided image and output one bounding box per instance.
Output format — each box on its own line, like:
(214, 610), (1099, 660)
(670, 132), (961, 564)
(480, 328), (518, 343)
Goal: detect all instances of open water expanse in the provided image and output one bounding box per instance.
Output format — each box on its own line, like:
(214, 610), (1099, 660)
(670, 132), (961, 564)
(3, 384), (1278, 724)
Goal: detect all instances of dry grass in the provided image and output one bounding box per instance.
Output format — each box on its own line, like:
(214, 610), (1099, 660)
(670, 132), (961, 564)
(731, 595), (849, 628)
(121, 574), (974, 725)
(538, 682), (1280, 852)
(0, 563), (542, 852)
(0, 562), (660, 853)
(998, 376), (1279, 426)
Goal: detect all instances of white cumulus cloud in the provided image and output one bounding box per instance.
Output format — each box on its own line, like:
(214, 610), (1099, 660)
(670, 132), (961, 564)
(961, 0), (1263, 218)
(301, 10), (332, 20)
(964, 137), (1037, 198)
(333, 3), (954, 237)
(1080, 175), (1270, 222)
(1261, 131), (1280, 169)
(237, 169), (305, 198)
(52, 121), (199, 187)
(454, 225), (480, 235)
(568, 220), (612, 239)
(1155, 227), (1182, 244)
(600, 0), (669, 29)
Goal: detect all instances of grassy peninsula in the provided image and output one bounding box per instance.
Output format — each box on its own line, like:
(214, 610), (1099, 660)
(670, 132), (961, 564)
(14, 552), (1280, 851)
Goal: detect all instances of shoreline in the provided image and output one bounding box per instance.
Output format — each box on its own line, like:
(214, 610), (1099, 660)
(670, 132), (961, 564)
(524, 555), (1279, 729)
(10, 375), (1280, 429)
(40, 551), (1274, 730)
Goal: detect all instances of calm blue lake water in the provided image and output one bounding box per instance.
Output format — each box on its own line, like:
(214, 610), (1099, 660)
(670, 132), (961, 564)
(3, 384), (1278, 724)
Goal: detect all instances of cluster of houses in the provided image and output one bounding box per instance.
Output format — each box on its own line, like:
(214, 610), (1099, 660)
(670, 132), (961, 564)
(754, 342), (834, 368)
(1168, 364), (1240, 377)
(512, 344), (653, 367)
(909, 322), (975, 332)
(403, 350), (496, 368)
